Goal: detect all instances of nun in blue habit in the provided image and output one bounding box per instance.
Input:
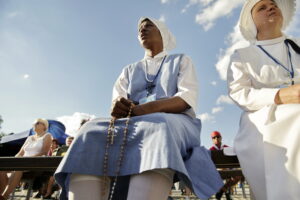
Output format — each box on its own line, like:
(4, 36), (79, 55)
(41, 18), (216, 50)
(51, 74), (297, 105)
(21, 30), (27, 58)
(54, 17), (223, 200)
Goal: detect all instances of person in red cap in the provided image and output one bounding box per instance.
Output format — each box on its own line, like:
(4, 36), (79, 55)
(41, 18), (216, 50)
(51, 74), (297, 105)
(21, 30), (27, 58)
(209, 131), (233, 200)
(209, 131), (228, 151)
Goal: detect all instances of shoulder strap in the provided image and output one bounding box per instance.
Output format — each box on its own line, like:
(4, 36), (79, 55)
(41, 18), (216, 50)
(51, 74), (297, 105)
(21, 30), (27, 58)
(285, 39), (300, 54)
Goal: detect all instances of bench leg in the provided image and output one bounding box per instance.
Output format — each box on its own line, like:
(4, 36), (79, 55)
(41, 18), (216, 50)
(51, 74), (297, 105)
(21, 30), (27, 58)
(241, 183), (246, 198)
(25, 180), (33, 200)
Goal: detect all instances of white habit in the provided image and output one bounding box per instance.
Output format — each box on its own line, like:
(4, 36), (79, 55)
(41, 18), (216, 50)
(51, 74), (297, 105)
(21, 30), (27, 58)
(227, 36), (300, 200)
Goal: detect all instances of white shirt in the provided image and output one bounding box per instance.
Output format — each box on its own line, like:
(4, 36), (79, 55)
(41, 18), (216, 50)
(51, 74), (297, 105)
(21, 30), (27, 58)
(227, 36), (300, 111)
(112, 50), (198, 117)
(23, 133), (51, 157)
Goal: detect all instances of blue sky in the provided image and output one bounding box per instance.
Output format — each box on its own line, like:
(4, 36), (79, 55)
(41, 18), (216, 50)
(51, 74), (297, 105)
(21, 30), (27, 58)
(0, 0), (299, 148)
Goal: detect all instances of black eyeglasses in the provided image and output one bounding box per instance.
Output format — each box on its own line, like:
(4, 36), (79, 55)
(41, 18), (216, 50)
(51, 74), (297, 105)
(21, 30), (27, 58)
(212, 136), (221, 139)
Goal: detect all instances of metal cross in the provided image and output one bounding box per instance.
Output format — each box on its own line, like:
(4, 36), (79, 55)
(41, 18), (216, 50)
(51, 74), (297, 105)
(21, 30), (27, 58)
(146, 82), (155, 96)
(110, 131), (117, 145)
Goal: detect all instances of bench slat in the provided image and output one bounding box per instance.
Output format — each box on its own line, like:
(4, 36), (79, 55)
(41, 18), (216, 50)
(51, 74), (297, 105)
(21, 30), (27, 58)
(0, 151), (243, 178)
(0, 156), (62, 171)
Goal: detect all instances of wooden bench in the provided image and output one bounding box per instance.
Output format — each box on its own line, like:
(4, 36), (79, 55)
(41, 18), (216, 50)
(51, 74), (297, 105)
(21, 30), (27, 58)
(210, 150), (243, 179)
(0, 157), (62, 200)
(0, 151), (243, 199)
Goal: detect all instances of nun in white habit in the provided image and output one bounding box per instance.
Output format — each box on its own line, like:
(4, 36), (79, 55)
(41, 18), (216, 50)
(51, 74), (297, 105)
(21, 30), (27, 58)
(227, 0), (300, 199)
(55, 17), (223, 200)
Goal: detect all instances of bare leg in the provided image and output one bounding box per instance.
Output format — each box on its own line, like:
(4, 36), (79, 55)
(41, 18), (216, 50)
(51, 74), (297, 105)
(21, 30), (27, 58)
(0, 172), (8, 194)
(2, 171), (23, 199)
(69, 174), (110, 200)
(127, 170), (174, 200)
(44, 176), (55, 197)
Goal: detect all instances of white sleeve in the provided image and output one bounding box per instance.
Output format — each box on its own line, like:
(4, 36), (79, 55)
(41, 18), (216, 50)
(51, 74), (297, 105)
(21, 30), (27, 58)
(227, 50), (279, 111)
(174, 55), (198, 114)
(112, 68), (129, 104)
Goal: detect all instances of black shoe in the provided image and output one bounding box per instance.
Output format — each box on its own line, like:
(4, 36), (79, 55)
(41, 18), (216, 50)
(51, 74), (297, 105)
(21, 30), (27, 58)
(215, 191), (223, 200)
(225, 191), (232, 200)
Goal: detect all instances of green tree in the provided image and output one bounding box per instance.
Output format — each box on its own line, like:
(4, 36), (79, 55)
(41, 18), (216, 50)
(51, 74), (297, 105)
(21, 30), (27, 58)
(0, 115), (6, 139)
(0, 132), (5, 139)
(0, 115), (3, 130)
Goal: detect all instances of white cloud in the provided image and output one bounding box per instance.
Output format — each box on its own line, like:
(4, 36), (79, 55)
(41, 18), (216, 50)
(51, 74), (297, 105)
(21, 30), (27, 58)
(23, 74), (30, 79)
(212, 106), (223, 114)
(159, 15), (166, 23)
(286, 1), (300, 36)
(215, 23), (249, 80)
(195, 0), (244, 31)
(6, 11), (21, 19)
(200, 0), (214, 6)
(216, 95), (234, 105)
(197, 112), (214, 122)
(57, 112), (96, 136)
(210, 81), (217, 86)
(181, 0), (202, 13)
(161, 0), (170, 4)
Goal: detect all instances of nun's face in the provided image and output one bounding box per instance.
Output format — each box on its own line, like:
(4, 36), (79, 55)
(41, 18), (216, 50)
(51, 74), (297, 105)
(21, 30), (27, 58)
(138, 19), (163, 50)
(251, 0), (283, 31)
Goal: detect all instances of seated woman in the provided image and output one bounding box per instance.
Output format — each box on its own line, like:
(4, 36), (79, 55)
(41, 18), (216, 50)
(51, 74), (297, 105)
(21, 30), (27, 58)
(0, 118), (52, 200)
(48, 138), (60, 156)
(227, 0), (300, 199)
(55, 17), (223, 200)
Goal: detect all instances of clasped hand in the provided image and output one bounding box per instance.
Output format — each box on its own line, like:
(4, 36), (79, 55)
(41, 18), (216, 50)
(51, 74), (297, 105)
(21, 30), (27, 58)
(110, 97), (135, 119)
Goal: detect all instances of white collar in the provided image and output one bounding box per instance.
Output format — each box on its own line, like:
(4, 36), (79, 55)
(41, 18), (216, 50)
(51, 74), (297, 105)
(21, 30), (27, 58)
(143, 50), (167, 60)
(255, 35), (286, 46)
(214, 144), (225, 150)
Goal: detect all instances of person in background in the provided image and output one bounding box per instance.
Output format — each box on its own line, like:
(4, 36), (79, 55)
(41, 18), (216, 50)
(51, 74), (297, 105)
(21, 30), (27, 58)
(43, 136), (75, 199)
(43, 120), (85, 199)
(209, 131), (232, 200)
(48, 138), (60, 156)
(56, 136), (74, 156)
(209, 131), (229, 151)
(79, 119), (88, 129)
(0, 118), (52, 200)
(32, 138), (60, 198)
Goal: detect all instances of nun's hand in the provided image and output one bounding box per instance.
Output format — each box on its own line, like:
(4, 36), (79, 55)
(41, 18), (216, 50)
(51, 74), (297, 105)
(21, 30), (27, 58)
(111, 97), (134, 119)
(275, 84), (300, 104)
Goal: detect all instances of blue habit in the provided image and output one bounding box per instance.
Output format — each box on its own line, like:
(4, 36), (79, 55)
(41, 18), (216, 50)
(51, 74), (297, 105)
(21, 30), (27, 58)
(55, 54), (223, 199)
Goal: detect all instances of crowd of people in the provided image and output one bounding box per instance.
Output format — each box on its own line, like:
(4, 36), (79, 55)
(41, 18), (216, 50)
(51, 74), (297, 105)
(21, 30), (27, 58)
(1, 0), (300, 200)
(0, 119), (77, 200)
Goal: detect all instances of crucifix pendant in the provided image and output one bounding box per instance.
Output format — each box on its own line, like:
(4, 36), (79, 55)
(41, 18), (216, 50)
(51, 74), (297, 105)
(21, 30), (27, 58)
(108, 124), (117, 145)
(146, 82), (155, 96)
(110, 131), (117, 145)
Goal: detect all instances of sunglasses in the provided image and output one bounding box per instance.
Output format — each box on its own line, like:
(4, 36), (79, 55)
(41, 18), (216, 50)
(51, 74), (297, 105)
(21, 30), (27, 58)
(212, 136), (221, 139)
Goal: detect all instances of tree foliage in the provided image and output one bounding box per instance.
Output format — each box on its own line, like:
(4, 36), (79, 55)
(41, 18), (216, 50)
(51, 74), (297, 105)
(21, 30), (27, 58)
(0, 115), (6, 139)
(0, 115), (3, 130)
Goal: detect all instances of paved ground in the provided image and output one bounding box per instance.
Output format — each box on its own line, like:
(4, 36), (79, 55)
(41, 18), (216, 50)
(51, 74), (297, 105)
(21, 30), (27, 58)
(170, 184), (252, 200)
